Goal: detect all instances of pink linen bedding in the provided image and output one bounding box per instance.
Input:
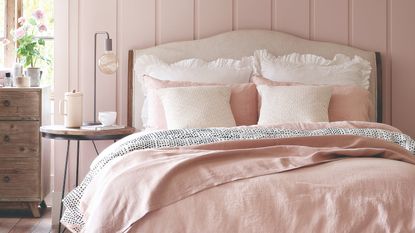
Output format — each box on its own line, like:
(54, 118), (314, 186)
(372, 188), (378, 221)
(130, 159), (415, 233)
(62, 122), (415, 233)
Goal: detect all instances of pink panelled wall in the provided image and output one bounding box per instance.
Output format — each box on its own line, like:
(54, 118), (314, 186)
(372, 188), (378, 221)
(52, 0), (415, 223)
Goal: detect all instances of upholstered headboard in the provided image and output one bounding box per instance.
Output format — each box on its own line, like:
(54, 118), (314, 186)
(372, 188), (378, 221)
(128, 29), (382, 128)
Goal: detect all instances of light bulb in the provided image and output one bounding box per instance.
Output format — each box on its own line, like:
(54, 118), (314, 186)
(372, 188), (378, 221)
(98, 51), (118, 74)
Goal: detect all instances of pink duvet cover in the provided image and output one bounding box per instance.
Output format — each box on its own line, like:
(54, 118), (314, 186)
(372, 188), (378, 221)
(75, 122), (415, 233)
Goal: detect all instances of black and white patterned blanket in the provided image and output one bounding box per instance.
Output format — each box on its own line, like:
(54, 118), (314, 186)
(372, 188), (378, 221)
(61, 126), (415, 232)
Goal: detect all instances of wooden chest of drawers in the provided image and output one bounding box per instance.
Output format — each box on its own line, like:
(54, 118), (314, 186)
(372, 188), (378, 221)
(0, 87), (50, 217)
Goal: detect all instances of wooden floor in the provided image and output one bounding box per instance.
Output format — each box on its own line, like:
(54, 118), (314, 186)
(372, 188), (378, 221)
(0, 208), (57, 233)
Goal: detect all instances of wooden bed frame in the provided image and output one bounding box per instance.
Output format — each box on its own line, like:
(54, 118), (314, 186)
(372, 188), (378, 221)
(127, 30), (383, 127)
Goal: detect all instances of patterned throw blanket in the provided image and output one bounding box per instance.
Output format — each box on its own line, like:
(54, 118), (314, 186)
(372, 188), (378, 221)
(61, 125), (415, 232)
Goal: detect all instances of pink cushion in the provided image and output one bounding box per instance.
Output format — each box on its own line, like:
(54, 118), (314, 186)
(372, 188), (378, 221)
(143, 76), (258, 129)
(252, 76), (371, 122)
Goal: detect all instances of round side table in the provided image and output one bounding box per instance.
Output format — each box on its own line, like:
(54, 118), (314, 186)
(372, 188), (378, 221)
(40, 125), (136, 233)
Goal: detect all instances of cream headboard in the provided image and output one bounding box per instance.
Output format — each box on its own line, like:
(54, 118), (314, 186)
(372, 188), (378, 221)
(128, 29), (382, 128)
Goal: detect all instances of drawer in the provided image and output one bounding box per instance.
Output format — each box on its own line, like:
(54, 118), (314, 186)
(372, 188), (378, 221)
(0, 157), (40, 199)
(0, 90), (40, 120)
(0, 121), (40, 158)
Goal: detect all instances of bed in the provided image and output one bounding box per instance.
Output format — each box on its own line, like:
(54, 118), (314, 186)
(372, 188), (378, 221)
(62, 30), (415, 233)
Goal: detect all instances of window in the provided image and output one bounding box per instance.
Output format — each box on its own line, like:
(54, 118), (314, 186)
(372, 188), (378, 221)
(0, 0), (6, 66)
(0, 1), (5, 39)
(22, 0), (54, 85)
(0, 0), (54, 86)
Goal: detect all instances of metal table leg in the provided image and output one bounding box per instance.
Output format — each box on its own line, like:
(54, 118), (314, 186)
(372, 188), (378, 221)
(59, 140), (71, 233)
(92, 140), (99, 155)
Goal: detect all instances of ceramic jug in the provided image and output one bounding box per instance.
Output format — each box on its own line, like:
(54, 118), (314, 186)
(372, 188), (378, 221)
(26, 68), (43, 87)
(59, 90), (83, 128)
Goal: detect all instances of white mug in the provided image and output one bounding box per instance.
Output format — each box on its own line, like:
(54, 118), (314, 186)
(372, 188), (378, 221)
(59, 90), (83, 128)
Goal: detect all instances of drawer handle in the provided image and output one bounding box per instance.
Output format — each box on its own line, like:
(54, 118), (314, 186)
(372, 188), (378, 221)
(4, 135), (10, 142)
(3, 176), (10, 183)
(3, 100), (10, 107)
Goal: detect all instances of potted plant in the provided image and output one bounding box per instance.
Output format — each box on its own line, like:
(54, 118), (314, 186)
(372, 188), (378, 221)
(11, 9), (50, 87)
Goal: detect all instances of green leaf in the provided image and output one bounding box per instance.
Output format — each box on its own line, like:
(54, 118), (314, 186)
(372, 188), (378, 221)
(29, 18), (37, 25)
(25, 57), (31, 67)
(38, 39), (45, 46)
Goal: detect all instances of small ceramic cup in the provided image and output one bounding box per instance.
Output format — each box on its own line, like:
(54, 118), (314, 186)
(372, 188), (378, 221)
(98, 111), (117, 126)
(14, 76), (30, 88)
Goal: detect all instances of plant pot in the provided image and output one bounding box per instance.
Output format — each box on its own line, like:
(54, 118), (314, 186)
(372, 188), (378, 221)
(26, 67), (42, 87)
(14, 76), (31, 87)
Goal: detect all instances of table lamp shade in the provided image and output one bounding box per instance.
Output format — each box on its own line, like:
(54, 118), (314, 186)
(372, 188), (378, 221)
(98, 51), (118, 74)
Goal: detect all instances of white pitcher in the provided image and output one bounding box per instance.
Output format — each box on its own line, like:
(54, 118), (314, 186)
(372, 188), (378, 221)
(59, 90), (83, 128)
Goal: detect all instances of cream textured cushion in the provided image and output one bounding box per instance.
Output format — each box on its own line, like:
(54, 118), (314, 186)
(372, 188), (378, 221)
(254, 50), (371, 89)
(157, 86), (236, 129)
(143, 76), (258, 129)
(257, 85), (332, 125)
(252, 76), (371, 122)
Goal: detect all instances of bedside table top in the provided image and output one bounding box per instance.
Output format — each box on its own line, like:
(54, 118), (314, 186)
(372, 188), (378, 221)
(40, 125), (136, 140)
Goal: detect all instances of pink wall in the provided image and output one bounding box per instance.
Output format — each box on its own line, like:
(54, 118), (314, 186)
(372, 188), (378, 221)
(53, 0), (415, 219)
(118, 0), (415, 135)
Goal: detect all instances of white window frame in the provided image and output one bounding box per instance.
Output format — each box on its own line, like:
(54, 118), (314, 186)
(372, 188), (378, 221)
(0, 0), (7, 40)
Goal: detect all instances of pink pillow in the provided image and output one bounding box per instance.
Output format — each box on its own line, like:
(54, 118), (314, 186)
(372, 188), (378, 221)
(143, 76), (258, 129)
(252, 76), (371, 122)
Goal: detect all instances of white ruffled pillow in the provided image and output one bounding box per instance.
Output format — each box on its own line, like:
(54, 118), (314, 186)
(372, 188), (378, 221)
(257, 85), (332, 125)
(254, 50), (371, 90)
(135, 55), (254, 85)
(135, 55), (254, 129)
(157, 86), (236, 129)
